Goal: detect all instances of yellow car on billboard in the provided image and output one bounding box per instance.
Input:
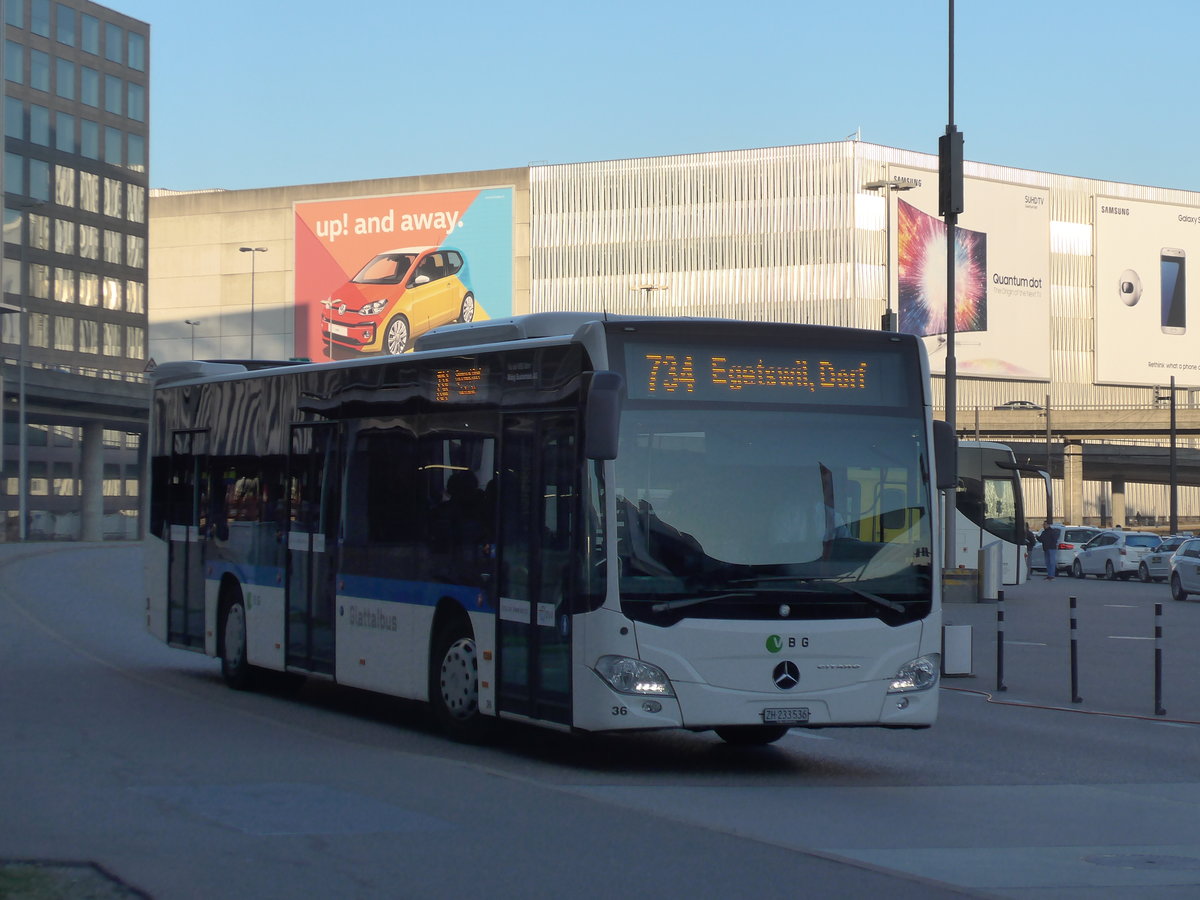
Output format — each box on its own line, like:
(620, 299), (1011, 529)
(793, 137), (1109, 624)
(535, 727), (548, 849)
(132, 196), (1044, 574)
(320, 246), (474, 355)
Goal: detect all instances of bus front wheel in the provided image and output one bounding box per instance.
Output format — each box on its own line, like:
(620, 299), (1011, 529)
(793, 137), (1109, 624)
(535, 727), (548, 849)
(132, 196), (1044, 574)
(220, 597), (255, 691)
(429, 618), (487, 742)
(714, 725), (790, 746)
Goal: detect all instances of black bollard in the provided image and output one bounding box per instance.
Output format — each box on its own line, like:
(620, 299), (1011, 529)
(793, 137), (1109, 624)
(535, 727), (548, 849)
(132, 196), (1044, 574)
(996, 589), (1006, 692)
(1069, 596), (1082, 704)
(1155, 603), (1166, 716)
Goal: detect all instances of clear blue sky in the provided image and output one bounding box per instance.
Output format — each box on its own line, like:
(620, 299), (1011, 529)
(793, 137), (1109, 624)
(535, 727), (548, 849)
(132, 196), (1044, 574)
(114, 0), (1200, 194)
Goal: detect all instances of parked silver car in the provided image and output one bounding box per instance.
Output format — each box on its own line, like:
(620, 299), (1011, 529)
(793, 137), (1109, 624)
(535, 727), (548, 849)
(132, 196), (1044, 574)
(1029, 524), (1101, 575)
(1169, 538), (1200, 601)
(1072, 530), (1161, 580)
(1139, 536), (1187, 582)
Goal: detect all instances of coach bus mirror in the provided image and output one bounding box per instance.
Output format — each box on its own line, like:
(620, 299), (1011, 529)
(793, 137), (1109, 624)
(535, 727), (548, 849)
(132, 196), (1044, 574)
(933, 420), (957, 490)
(585, 371), (624, 460)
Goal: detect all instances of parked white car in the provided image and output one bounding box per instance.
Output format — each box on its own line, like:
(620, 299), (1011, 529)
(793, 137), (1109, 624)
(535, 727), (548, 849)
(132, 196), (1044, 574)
(1072, 530), (1161, 580)
(1138, 536), (1187, 583)
(1030, 524), (1101, 575)
(1169, 538), (1200, 601)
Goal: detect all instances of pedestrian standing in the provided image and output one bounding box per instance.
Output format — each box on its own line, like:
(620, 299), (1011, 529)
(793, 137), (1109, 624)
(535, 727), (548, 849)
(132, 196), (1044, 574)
(1038, 520), (1059, 580)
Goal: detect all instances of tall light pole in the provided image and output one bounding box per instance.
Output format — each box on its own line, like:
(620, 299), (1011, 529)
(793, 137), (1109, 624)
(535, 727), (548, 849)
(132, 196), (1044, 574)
(238, 246), (267, 358)
(632, 283), (668, 315)
(16, 201), (44, 540)
(185, 319), (200, 360)
(862, 179), (916, 331)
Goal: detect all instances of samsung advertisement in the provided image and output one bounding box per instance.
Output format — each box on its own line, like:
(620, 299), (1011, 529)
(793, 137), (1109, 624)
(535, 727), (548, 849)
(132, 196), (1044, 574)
(1095, 197), (1200, 387)
(887, 166), (1052, 380)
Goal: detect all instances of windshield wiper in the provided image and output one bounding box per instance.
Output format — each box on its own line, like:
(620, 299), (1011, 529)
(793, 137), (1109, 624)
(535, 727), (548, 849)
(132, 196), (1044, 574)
(728, 576), (906, 614)
(646, 592), (754, 613)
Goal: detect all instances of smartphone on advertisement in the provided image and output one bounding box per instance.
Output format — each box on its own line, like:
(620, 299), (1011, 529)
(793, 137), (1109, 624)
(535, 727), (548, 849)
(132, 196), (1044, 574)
(1161, 248), (1186, 334)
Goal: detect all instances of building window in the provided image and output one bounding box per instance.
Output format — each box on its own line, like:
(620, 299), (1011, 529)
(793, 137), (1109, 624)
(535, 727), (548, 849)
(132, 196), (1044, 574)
(3, 207), (20, 247)
(80, 119), (99, 159)
(79, 318), (98, 352)
(127, 83), (144, 122)
(29, 312), (50, 348)
(104, 74), (121, 114)
(127, 234), (145, 268)
(53, 218), (74, 254)
(54, 315), (74, 350)
(103, 178), (123, 218)
(54, 266), (74, 302)
(30, 49), (50, 92)
(55, 3), (75, 45)
(79, 171), (99, 212)
(54, 112), (74, 152)
(78, 273), (99, 307)
(125, 280), (144, 313)
(102, 322), (121, 356)
(128, 33), (146, 71)
(4, 41), (23, 84)
(81, 66), (98, 106)
(30, 263), (50, 299)
(79, 224), (99, 259)
(104, 126), (122, 165)
(126, 325), (144, 359)
(5, 0), (23, 27)
(30, 104), (50, 145)
(53, 463), (76, 497)
(104, 23), (123, 64)
(127, 134), (145, 173)
(4, 153), (23, 195)
(29, 213), (50, 250)
(5, 96), (22, 140)
(29, 159), (50, 201)
(81, 14), (98, 54)
(103, 230), (122, 266)
(103, 274), (122, 308)
(127, 185), (145, 223)
(30, 0), (49, 37)
(55, 165), (75, 205)
(55, 58), (74, 99)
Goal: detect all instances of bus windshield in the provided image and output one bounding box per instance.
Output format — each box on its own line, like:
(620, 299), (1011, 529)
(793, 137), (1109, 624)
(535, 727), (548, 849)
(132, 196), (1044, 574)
(613, 407), (934, 624)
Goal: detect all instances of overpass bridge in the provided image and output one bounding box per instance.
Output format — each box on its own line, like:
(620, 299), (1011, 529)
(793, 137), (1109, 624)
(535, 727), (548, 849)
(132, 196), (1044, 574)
(942, 405), (1200, 527)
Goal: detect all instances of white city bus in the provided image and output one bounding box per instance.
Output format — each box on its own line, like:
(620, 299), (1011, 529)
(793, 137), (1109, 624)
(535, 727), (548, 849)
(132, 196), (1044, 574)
(146, 313), (954, 745)
(952, 441), (1041, 585)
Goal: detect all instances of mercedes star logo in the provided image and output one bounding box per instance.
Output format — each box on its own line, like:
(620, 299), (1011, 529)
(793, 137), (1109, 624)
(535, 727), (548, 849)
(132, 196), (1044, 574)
(773, 660), (800, 690)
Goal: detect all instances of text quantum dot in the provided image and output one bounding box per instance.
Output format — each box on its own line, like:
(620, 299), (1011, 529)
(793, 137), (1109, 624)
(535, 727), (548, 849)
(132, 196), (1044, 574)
(642, 354), (870, 395)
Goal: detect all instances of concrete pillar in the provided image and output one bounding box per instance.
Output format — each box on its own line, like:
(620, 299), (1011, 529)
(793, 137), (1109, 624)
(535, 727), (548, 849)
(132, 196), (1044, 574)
(1111, 478), (1126, 528)
(81, 422), (104, 542)
(1063, 440), (1084, 525)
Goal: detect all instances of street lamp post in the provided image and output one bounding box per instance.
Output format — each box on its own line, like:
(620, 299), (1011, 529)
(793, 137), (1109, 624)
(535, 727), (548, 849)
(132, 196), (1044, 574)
(632, 284), (668, 315)
(238, 247), (267, 358)
(862, 179), (916, 331)
(16, 201), (44, 540)
(184, 319), (200, 360)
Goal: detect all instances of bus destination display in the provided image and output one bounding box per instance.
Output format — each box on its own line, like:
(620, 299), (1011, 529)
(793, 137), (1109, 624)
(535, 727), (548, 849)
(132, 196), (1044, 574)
(625, 344), (907, 405)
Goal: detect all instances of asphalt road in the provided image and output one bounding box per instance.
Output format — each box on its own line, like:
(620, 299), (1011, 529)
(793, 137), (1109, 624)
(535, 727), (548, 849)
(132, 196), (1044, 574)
(2, 543), (1199, 899)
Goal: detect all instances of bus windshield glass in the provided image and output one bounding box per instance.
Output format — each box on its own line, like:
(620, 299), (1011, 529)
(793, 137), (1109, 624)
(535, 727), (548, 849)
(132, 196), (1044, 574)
(613, 407), (933, 625)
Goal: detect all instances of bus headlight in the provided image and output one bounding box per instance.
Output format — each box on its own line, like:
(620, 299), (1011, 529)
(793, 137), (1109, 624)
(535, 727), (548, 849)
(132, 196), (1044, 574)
(887, 654), (940, 693)
(595, 655), (675, 697)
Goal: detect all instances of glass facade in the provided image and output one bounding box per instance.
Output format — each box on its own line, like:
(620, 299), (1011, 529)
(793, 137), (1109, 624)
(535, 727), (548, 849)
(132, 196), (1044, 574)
(3, 0), (148, 540)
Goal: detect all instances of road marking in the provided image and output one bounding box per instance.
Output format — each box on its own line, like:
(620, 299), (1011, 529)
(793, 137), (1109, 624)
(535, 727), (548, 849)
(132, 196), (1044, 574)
(1108, 635), (1153, 640)
(787, 730), (833, 741)
(1006, 641), (1047, 646)
(1104, 604), (1139, 608)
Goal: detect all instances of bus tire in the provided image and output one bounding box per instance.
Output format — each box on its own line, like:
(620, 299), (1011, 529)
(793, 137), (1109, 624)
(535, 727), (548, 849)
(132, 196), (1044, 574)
(714, 725), (790, 746)
(429, 617), (487, 742)
(220, 595), (255, 691)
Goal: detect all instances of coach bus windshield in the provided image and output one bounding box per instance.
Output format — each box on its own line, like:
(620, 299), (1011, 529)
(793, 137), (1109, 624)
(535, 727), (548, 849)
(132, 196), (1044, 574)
(612, 408), (934, 625)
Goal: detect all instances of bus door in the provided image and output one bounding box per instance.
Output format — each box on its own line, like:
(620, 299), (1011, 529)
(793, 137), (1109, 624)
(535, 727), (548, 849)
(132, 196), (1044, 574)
(496, 413), (577, 725)
(286, 423), (340, 675)
(166, 429), (208, 648)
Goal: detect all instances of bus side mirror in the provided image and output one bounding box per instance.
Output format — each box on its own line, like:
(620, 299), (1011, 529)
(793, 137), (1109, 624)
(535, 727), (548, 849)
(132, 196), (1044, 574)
(933, 420), (957, 490)
(585, 371), (624, 460)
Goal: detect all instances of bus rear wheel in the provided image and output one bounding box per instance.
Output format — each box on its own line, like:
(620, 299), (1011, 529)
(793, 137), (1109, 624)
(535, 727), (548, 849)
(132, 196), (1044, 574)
(715, 725), (790, 746)
(429, 618), (487, 742)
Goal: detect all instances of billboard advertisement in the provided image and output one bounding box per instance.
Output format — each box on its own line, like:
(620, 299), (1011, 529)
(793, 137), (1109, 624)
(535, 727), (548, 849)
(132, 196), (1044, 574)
(1094, 197), (1200, 387)
(294, 187), (513, 360)
(888, 166), (1051, 379)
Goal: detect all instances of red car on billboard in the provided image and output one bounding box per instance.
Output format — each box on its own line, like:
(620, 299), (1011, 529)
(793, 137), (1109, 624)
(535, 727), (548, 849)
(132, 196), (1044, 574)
(320, 246), (474, 355)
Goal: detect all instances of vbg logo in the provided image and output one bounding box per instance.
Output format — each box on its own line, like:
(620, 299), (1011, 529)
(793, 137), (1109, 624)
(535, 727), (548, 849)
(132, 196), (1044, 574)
(766, 634), (810, 653)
